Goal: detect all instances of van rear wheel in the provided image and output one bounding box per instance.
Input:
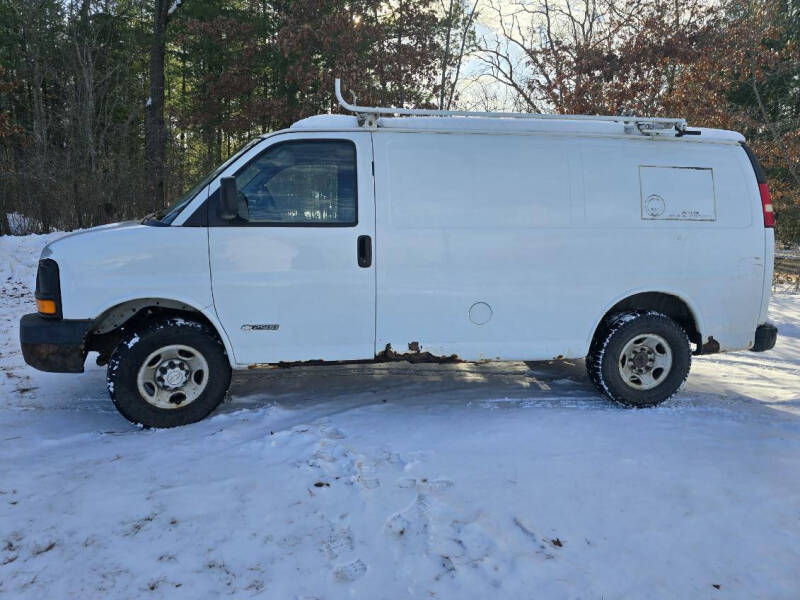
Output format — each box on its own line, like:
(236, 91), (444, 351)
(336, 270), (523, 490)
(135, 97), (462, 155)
(107, 316), (231, 428)
(587, 312), (691, 407)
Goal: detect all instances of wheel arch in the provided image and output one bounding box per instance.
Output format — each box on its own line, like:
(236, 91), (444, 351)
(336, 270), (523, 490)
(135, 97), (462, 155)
(85, 297), (236, 367)
(588, 290), (706, 353)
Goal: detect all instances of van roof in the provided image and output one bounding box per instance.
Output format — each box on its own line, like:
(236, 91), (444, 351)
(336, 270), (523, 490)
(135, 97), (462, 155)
(289, 114), (745, 143)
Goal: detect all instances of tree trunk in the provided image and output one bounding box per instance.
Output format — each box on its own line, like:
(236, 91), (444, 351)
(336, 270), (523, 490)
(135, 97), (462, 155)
(145, 0), (170, 210)
(438, 0), (455, 110)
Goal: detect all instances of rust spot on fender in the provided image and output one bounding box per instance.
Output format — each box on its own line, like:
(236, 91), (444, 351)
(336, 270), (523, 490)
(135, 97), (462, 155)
(699, 336), (720, 355)
(377, 344), (461, 364)
(246, 345), (461, 369)
(276, 358), (338, 368)
(248, 359), (340, 369)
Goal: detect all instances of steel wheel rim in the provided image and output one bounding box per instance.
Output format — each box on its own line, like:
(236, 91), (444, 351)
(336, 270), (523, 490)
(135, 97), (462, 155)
(136, 344), (209, 409)
(618, 333), (673, 391)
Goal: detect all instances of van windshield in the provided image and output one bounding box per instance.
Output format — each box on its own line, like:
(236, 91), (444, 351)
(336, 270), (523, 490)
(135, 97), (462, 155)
(144, 138), (261, 225)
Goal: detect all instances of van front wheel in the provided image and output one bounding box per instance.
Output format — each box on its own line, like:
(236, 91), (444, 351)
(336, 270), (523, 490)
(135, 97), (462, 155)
(107, 317), (231, 427)
(587, 312), (691, 407)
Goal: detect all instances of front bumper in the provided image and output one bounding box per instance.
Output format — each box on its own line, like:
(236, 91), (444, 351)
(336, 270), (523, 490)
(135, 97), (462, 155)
(19, 313), (93, 373)
(751, 323), (778, 352)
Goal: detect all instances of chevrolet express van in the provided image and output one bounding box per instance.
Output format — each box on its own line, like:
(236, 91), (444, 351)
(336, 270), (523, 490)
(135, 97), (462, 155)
(19, 81), (777, 427)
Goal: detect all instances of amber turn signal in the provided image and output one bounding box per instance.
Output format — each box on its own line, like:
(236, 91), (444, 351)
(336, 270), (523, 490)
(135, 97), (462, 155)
(36, 299), (57, 315)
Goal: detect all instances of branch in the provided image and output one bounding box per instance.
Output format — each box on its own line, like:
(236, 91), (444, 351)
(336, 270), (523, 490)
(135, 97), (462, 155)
(446, 0), (480, 110)
(168, 0), (183, 17)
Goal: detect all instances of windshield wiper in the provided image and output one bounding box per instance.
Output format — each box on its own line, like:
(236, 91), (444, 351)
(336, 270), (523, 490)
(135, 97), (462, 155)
(141, 210), (168, 226)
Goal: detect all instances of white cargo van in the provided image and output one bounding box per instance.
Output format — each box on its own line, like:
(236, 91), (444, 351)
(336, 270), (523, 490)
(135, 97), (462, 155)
(20, 80), (777, 427)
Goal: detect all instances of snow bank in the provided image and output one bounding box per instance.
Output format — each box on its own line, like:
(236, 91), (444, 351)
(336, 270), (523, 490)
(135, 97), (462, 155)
(0, 232), (69, 411)
(0, 231), (61, 283)
(1, 233), (799, 599)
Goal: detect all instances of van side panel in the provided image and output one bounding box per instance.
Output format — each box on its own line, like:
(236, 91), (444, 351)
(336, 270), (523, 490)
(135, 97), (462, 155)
(580, 138), (764, 352)
(373, 131), (765, 361)
(373, 131), (590, 360)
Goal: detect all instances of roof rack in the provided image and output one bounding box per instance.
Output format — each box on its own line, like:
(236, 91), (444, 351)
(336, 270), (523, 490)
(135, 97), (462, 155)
(334, 78), (690, 136)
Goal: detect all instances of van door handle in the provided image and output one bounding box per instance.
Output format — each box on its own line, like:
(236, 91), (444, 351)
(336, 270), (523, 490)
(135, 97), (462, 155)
(357, 235), (372, 268)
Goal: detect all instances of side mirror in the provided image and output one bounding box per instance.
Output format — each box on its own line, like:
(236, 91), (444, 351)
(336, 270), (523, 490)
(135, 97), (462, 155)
(218, 177), (238, 220)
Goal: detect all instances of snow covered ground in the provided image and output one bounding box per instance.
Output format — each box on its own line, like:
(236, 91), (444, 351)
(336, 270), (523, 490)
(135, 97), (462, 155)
(1, 233), (799, 599)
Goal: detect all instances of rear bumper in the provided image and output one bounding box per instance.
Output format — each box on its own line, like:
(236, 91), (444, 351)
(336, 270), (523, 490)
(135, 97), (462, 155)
(19, 313), (93, 373)
(751, 323), (778, 352)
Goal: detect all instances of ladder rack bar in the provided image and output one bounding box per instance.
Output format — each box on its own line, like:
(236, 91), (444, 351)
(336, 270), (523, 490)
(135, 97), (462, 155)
(334, 79), (686, 130)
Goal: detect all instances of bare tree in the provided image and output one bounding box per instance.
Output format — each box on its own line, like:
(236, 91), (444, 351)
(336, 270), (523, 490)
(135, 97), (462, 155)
(743, 0), (800, 187)
(474, 0), (706, 115)
(145, 0), (182, 208)
(437, 0), (479, 109)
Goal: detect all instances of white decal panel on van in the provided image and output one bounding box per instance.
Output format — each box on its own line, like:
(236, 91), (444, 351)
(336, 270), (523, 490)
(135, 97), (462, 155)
(639, 166), (716, 221)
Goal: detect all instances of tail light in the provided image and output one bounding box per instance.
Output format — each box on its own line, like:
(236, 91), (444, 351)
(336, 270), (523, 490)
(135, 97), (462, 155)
(741, 143), (774, 229)
(758, 183), (774, 228)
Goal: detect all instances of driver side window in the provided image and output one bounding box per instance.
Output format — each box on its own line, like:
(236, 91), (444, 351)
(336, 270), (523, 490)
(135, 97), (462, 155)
(234, 140), (357, 225)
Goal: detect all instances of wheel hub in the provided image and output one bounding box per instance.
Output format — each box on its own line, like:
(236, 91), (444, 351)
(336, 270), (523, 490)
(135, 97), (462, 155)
(156, 359), (190, 390)
(630, 347), (655, 373)
(136, 344), (209, 410)
(618, 333), (673, 391)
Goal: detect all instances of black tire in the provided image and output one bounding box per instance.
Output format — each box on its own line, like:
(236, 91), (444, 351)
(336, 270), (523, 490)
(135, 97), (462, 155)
(586, 311), (691, 407)
(107, 316), (231, 427)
